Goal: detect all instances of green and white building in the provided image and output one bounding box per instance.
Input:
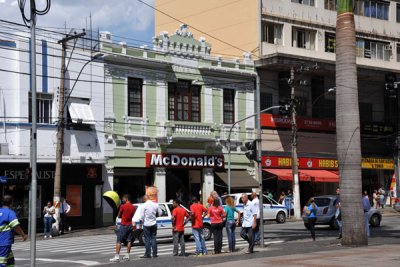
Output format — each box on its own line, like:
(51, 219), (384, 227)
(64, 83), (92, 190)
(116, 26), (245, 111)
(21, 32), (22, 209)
(100, 25), (257, 223)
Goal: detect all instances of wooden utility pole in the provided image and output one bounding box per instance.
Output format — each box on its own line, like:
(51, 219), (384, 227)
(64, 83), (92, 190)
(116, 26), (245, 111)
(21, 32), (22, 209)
(53, 32), (86, 232)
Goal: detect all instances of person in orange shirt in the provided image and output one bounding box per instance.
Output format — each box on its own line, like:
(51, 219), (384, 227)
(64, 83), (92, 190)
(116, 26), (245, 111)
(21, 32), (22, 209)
(208, 198), (226, 254)
(171, 199), (189, 256)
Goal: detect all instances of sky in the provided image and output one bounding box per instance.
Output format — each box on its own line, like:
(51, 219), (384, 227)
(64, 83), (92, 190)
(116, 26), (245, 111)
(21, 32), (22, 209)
(0, 0), (155, 47)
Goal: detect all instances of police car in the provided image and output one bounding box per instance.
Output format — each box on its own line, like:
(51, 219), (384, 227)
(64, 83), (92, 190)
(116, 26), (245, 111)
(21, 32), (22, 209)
(221, 193), (287, 223)
(116, 202), (212, 245)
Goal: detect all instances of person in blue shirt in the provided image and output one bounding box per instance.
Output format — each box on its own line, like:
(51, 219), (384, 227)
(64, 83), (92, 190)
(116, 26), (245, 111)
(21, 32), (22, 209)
(304, 197), (318, 241)
(0, 195), (27, 267)
(362, 191), (372, 237)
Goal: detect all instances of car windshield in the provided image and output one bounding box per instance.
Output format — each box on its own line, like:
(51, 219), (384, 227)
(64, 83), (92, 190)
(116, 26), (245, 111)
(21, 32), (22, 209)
(314, 198), (331, 207)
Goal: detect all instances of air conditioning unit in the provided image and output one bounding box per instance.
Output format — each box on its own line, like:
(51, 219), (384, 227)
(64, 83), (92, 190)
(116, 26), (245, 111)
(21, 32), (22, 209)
(384, 45), (392, 51)
(0, 143), (9, 155)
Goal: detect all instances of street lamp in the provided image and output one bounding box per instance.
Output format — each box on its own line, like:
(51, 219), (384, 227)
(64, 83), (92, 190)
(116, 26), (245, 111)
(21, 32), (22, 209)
(226, 105), (280, 194)
(311, 87), (336, 106)
(53, 51), (104, 232)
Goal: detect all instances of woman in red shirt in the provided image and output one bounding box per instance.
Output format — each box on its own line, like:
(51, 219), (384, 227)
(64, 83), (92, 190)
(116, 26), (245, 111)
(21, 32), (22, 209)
(208, 198), (226, 254)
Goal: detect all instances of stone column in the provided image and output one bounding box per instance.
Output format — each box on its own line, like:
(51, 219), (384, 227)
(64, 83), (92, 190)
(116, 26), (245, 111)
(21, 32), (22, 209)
(154, 168), (166, 203)
(202, 168), (214, 206)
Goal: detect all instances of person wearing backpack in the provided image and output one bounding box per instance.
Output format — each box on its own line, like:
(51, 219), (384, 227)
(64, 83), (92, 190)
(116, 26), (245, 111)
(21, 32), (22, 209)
(304, 197), (318, 241)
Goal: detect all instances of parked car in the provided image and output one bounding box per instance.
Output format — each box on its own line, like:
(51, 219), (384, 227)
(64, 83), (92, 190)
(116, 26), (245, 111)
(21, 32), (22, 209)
(221, 193), (288, 224)
(302, 195), (382, 229)
(116, 202), (212, 245)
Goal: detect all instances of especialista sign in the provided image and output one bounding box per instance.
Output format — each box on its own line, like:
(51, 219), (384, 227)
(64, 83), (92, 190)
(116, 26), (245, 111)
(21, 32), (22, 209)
(146, 153), (224, 169)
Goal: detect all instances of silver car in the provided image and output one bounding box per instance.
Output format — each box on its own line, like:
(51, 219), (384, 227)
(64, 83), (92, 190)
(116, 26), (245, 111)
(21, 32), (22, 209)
(302, 195), (382, 229)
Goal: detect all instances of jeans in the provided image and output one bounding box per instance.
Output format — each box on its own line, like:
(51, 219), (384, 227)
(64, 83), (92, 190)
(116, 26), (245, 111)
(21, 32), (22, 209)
(143, 224), (157, 257)
(225, 220), (236, 251)
(43, 217), (52, 236)
(192, 228), (207, 255)
(211, 223), (223, 253)
(240, 227), (254, 253)
(173, 231), (185, 255)
(364, 212), (370, 237)
(336, 219), (343, 237)
(254, 218), (260, 242)
(308, 217), (317, 240)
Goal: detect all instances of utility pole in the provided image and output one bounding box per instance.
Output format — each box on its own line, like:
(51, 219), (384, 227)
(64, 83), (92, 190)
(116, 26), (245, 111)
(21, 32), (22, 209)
(53, 32), (86, 232)
(290, 66), (301, 219)
(29, 0), (38, 265)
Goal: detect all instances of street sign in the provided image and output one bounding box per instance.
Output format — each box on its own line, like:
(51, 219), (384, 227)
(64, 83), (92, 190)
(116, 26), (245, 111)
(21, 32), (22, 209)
(0, 176), (7, 184)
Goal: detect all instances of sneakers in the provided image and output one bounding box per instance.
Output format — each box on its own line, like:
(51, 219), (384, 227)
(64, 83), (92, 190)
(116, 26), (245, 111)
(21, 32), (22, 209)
(109, 255), (120, 262)
(49, 235), (52, 239)
(68, 226), (72, 232)
(44, 235), (48, 239)
(122, 254), (130, 261)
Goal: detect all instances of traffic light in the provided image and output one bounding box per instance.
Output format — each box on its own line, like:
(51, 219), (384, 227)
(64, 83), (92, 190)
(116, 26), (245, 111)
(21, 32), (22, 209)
(279, 100), (291, 116)
(245, 140), (257, 161)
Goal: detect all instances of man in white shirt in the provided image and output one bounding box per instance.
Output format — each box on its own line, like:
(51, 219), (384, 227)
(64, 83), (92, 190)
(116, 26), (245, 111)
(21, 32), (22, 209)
(239, 194), (256, 253)
(59, 197), (71, 235)
(139, 195), (162, 258)
(251, 192), (261, 245)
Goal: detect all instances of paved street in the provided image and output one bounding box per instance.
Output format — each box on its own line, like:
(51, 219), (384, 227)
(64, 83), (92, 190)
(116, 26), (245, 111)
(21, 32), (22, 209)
(13, 215), (400, 266)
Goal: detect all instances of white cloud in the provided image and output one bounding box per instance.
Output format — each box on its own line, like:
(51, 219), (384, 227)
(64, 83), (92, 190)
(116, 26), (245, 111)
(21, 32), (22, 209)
(0, 0), (154, 41)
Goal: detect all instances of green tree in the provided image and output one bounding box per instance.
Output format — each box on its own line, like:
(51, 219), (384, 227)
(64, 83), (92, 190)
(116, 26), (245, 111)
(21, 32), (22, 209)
(336, 0), (367, 246)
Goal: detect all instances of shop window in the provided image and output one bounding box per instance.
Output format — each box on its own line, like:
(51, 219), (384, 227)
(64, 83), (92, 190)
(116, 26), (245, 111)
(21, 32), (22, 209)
(292, 28), (315, 50)
(262, 22), (283, 45)
(223, 89), (235, 124)
(356, 38), (365, 58)
(325, 0), (337, 10)
(127, 77), (143, 117)
(260, 92), (273, 113)
(168, 80), (201, 122)
(28, 92), (53, 124)
(325, 32), (336, 53)
(2, 184), (41, 218)
(292, 0), (315, 6)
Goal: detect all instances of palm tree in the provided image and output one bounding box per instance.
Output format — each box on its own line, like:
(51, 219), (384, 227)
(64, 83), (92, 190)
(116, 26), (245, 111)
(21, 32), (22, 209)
(336, 0), (367, 246)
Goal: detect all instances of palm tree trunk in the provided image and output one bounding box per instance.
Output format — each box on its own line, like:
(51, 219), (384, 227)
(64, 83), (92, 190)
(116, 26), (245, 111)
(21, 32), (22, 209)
(336, 0), (367, 246)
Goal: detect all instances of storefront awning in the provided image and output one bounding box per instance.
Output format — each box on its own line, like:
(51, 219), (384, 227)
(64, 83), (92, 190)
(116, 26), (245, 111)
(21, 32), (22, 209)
(68, 102), (96, 125)
(216, 171), (258, 188)
(263, 169), (311, 181)
(299, 169), (339, 183)
(263, 169), (339, 183)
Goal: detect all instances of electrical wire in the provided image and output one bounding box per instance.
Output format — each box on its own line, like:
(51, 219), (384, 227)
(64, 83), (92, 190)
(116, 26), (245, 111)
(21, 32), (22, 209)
(18, 0), (51, 27)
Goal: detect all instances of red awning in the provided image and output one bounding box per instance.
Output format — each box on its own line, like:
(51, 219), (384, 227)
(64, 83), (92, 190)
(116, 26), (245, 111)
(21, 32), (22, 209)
(299, 169), (339, 183)
(263, 169), (339, 183)
(263, 169), (311, 181)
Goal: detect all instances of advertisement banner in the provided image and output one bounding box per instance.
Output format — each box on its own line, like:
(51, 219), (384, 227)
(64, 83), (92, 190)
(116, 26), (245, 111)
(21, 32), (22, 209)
(390, 174), (397, 199)
(66, 185), (82, 217)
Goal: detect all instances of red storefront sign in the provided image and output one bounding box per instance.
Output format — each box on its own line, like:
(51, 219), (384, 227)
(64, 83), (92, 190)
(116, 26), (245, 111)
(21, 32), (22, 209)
(146, 153), (224, 169)
(262, 156), (338, 170)
(261, 114), (336, 132)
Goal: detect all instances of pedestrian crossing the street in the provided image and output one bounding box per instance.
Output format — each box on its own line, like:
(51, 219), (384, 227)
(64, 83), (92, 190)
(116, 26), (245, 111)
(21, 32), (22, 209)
(12, 234), (284, 257)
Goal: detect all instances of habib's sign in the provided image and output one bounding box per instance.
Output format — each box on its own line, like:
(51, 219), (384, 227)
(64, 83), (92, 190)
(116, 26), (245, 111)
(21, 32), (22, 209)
(262, 155), (394, 170)
(146, 153), (224, 169)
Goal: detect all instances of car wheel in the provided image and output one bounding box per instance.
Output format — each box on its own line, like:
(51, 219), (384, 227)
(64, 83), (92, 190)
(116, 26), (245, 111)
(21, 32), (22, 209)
(138, 231), (145, 246)
(276, 211), (286, 224)
(184, 234), (191, 242)
(304, 223), (310, 229)
(370, 214), (381, 227)
(203, 224), (212, 240)
(330, 218), (338, 230)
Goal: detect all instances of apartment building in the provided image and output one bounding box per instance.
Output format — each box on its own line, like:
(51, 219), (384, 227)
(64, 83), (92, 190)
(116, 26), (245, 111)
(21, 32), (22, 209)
(0, 29), (107, 229)
(155, 0), (398, 203)
(99, 25), (256, 221)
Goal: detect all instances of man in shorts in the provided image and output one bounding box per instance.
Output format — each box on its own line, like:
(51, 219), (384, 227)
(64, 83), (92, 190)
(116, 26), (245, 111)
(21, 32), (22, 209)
(110, 194), (135, 262)
(0, 195), (27, 267)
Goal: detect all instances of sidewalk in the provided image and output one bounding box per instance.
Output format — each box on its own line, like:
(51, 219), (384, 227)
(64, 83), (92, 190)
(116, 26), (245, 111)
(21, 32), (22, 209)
(194, 244), (399, 267)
